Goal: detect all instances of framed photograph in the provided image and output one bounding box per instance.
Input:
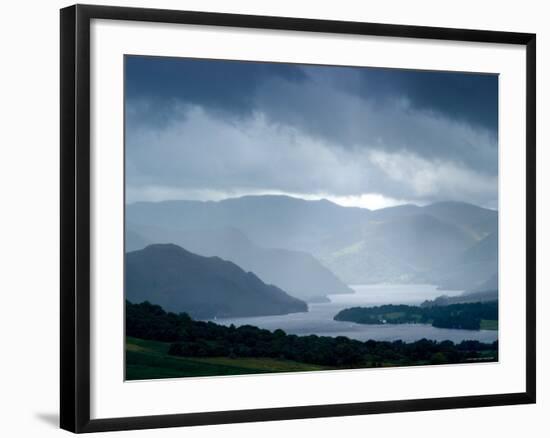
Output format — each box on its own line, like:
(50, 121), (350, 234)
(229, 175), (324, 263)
(60, 4), (536, 433)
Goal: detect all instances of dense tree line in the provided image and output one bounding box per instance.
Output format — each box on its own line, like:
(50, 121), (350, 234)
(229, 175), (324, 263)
(127, 300), (497, 368)
(334, 301), (498, 330)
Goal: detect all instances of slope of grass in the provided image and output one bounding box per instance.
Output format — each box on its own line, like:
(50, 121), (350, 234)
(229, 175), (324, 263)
(480, 319), (498, 330)
(126, 337), (326, 380)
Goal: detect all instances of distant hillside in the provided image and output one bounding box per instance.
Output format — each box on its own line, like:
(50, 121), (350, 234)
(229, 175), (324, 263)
(461, 232), (498, 263)
(323, 203), (497, 287)
(421, 290), (498, 307)
(126, 226), (352, 301)
(321, 213), (476, 284)
(125, 244), (307, 319)
(368, 201), (496, 240)
(423, 202), (497, 240)
(319, 239), (422, 285)
(427, 233), (498, 291)
(421, 271), (498, 308)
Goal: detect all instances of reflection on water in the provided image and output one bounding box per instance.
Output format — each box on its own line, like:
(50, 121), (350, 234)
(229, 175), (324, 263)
(215, 284), (498, 343)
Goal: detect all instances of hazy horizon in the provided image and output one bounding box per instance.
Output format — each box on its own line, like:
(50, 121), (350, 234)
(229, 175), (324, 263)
(125, 192), (498, 211)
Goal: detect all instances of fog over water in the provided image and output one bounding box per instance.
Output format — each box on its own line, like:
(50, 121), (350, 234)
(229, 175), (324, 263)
(215, 284), (499, 343)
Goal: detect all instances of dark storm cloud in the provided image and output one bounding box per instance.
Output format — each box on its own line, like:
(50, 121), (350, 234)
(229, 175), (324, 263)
(126, 56), (497, 133)
(344, 67), (498, 133)
(125, 56), (498, 207)
(125, 56), (307, 121)
(251, 68), (497, 175)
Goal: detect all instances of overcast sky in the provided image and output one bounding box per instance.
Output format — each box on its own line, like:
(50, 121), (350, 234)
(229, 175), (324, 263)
(125, 56), (498, 209)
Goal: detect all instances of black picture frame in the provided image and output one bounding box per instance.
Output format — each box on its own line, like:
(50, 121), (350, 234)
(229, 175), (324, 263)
(60, 4), (536, 433)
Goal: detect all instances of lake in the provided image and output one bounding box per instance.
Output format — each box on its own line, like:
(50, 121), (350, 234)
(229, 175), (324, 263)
(215, 284), (499, 343)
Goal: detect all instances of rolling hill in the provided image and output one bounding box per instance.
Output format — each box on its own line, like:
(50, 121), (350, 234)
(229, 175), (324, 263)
(125, 244), (308, 319)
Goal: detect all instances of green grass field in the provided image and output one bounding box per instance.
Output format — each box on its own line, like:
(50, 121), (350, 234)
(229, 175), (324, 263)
(480, 319), (499, 330)
(126, 337), (327, 380)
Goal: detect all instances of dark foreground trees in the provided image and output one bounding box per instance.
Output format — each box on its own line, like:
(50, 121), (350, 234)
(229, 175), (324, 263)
(127, 300), (498, 368)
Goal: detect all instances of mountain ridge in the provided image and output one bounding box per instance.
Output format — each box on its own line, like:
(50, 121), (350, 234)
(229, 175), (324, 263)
(126, 225), (352, 301)
(125, 243), (308, 319)
(126, 195), (498, 289)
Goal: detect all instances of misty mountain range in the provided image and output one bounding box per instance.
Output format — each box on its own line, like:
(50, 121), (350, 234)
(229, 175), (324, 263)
(127, 195), (497, 297)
